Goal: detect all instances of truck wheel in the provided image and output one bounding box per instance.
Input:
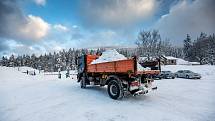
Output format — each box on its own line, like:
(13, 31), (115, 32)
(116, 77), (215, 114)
(80, 77), (86, 88)
(186, 75), (189, 79)
(107, 80), (123, 100)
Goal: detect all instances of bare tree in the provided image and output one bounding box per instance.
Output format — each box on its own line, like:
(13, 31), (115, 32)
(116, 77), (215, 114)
(136, 30), (161, 57)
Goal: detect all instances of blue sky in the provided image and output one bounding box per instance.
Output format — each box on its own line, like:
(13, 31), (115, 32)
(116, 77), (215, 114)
(0, 0), (214, 56)
(24, 0), (80, 25)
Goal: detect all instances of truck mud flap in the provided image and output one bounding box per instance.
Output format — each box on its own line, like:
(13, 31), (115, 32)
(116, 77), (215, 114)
(152, 86), (157, 90)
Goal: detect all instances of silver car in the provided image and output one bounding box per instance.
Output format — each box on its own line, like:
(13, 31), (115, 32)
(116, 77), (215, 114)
(175, 70), (201, 79)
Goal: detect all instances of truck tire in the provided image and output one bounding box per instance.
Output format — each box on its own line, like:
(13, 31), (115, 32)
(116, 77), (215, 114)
(80, 77), (86, 88)
(107, 79), (123, 100)
(186, 75), (189, 79)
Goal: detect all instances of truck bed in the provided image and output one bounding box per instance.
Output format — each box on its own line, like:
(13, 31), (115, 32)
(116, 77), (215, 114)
(87, 59), (135, 73)
(84, 54), (159, 75)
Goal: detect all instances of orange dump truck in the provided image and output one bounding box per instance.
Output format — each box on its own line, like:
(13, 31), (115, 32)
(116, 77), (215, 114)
(77, 54), (159, 100)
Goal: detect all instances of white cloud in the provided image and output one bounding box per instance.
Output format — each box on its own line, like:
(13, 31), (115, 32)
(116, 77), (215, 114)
(103, 0), (156, 22)
(18, 15), (50, 41)
(0, 0), (50, 44)
(34, 0), (46, 6)
(80, 0), (158, 28)
(53, 24), (69, 32)
(153, 0), (215, 44)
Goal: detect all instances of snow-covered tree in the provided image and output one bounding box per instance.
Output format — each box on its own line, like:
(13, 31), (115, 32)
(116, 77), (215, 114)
(183, 34), (192, 61)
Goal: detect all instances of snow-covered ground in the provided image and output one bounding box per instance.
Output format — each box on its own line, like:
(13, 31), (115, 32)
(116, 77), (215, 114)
(0, 65), (215, 121)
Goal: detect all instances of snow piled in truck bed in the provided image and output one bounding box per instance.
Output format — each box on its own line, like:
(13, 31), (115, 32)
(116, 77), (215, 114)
(91, 49), (146, 71)
(91, 49), (127, 64)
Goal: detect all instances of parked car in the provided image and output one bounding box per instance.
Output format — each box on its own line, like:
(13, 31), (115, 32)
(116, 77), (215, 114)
(154, 71), (175, 79)
(175, 70), (201, 79)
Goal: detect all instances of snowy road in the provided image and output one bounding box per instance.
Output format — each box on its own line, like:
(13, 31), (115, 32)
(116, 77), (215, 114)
(0, 66), (215, 121)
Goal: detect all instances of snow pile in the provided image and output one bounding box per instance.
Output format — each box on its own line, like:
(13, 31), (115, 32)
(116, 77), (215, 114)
(176, 58), (190, 65)
(91, 49), (127, 64)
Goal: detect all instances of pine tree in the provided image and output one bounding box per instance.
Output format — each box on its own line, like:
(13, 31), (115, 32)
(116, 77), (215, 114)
(183, 34), (192, 61)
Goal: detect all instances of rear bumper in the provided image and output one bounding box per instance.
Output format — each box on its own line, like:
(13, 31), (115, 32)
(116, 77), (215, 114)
(133, 86), (157, 96)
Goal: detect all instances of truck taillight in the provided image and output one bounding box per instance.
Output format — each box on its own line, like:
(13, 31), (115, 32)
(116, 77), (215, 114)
(130, 81), (140, 87)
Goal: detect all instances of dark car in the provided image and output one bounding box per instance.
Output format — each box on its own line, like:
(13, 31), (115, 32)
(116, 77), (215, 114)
(154, 71), (175, 79)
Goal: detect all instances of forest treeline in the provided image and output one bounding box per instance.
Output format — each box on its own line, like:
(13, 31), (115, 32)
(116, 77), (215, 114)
(0, 30), (214, 72)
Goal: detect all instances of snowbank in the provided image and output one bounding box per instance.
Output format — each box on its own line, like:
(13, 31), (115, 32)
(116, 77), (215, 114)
(18, 66), (38, 72)
(176, 58), (200, 65)
(162, 65), (215, 77)
(176, 58), (190, 65)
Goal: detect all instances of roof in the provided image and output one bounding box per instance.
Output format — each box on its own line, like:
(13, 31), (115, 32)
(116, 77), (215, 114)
(138, 57), (147, 61)
(164, 56), (177, 60)
(189, 62), (200, 65)
(138, 56), (158, 62)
